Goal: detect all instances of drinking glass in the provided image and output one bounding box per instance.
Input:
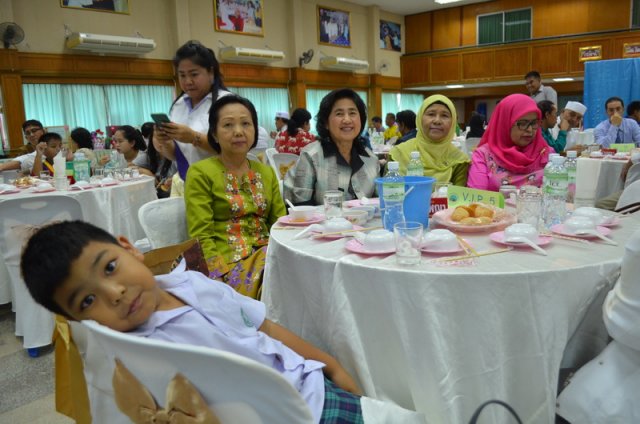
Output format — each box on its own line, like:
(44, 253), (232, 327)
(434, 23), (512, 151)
(394, 221), (423, 266)
(517, 185), (542, 229)
(54, 176), (69, 191)
(91, 167), (104, 184)
(499, 185), (518, 205)
(323, 190), (343, 219)
(39, 171), (51, 182)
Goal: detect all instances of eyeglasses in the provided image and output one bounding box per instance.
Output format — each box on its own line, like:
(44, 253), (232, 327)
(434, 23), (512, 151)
(514, 120), (540, 131)
(24, 128), (43, 136)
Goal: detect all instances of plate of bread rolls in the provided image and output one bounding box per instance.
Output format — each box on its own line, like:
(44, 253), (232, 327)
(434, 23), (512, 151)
(431, 203), (516, 232)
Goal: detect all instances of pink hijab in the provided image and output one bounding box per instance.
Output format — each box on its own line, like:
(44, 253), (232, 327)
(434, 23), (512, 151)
(479, 94), (551, 174)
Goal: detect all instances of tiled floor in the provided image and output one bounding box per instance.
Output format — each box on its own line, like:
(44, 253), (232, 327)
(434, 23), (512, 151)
(0, 303), (73, 424)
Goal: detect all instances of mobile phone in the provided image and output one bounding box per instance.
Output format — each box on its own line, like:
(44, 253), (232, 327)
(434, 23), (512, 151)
(151, 113), (171, 125)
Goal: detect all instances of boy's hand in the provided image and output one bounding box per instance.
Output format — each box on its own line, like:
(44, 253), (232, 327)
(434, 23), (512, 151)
(326, 366), (363, 396)
(35, 142), (46, 155)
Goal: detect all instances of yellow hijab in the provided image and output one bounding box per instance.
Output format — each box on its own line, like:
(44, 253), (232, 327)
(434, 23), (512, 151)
(390, 94), (469, 183)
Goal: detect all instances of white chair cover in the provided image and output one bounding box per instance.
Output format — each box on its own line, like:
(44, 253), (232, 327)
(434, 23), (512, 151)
(81, 320), (426, 424)
(0, 195), (83, 348)
(265, 147), (277, 172)
(615, 179), (640, 212)
(271, 152), (299, 180)
(137, 197), (187, 249)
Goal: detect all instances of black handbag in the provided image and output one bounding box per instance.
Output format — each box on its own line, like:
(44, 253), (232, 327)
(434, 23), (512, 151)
(468, 400), (523, 424)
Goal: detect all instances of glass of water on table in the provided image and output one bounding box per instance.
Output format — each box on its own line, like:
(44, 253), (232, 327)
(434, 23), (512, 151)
(323, 190), (344, 219)
(394, 221), (423, 266)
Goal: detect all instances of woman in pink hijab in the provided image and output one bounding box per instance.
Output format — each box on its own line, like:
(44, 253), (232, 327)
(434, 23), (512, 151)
(467, 93), (553, 191)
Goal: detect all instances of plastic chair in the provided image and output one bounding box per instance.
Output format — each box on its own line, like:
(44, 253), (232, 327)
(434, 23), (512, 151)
(615, 179), (640, 213)
(265, 147), (277, 172)
(137, 197), (187, 249)
(248, 147), (268, 164)
(80, 318), (426, 424)
(0, 195), (83, 351)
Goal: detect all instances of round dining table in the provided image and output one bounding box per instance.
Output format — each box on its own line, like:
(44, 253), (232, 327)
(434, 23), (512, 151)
(0, 176), (157, 305)
(262, 210), (640, 424)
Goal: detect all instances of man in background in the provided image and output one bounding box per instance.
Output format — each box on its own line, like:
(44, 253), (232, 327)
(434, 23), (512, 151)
(525, 70), (557, 106)
(0, 119), (46, 172)
(395, 110), (417, 145)
(270, 111), (289, 139)
(383, 113), (401, 142)
(627, 100), (640, 124)
(371, 116), (384, 133)
(595, 97), (640, 147)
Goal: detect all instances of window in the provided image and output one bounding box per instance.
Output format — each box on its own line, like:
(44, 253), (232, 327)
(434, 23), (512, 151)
(22, 84), (174, 133)
(633, 0), (640, 27)
(381, 92), (424, 121)
(478, 8), (531, 45)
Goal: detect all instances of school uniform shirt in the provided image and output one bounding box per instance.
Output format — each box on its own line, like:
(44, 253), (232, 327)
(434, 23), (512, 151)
(14, 151), (37, 174)
(169, 90), (232, 179)
(128, 263), (326, 422)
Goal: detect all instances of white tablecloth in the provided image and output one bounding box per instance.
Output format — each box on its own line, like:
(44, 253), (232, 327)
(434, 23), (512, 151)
(262, 214), (640, 424)
(576, 158), (626, 204)
(0, 177), (157, 304)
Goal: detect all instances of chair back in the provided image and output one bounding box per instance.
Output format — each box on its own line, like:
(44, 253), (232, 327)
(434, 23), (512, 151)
(81, 320), (315, 424)
(271, 152), (299, 180)
(137, 197), (187, 249)
(462, 137), (482, 155)
(0, 195), (83, 348)
(248, 147), (268, 164)
(615, 179), (640, 213)
(265, 147), (277, 170)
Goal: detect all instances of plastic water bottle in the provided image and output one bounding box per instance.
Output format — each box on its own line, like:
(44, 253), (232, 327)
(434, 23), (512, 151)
(73, 152), (91, 183)
(543, 156), (568, 228)
(406, 151), (423, 176)
(382, 161), (406, 231)
(541, 153), (559, 190)
(565, 150), (578, 203)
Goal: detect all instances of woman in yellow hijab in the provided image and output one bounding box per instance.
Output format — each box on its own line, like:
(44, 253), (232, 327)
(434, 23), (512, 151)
(389, 94), (470, 185)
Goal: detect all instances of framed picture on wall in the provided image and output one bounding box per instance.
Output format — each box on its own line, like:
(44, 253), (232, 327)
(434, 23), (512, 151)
(578, 45), (602, 62)
(318, 6), (351, 48)
(623, 43), (640, 58)
(380, 20), (401, 52)
(60, 0), (130, 14)
(214, 0), (264, 37)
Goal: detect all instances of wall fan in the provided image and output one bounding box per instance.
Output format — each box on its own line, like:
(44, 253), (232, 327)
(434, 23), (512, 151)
(0, 22), (25, 49)
(298, 49), (314, 68)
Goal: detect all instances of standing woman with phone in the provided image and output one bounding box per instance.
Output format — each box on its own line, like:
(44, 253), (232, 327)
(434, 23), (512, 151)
(155, 40), (231, 179)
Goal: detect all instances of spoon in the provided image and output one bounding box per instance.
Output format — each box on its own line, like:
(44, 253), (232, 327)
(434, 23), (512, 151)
(285, 199), (296, 210)
(504, 236), (548, 256)
(573, 229), (618, 245)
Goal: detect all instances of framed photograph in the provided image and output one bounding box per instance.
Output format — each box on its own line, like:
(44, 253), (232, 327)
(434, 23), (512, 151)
(60, 0), (130, 14)
(623, 42), (640, 58)
(578, 45), (602, 62)
(214, 0), (264, 37)
(380, 20), (401, 52)
(318, 6), (351, 48)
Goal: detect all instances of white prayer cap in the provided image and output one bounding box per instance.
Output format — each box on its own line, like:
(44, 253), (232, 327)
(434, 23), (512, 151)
(565, 101), (587, 116)
(275, 111), (290, 119)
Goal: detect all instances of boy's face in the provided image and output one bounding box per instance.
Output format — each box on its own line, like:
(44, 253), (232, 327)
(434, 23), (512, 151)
(53, 238), (165, 332)
(45, 140), (62, 161)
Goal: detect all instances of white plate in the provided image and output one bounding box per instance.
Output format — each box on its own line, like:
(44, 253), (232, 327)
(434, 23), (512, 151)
(550, 224), (612, 238)
(277, 214), (325, 226)
(489, 231), (552, 247)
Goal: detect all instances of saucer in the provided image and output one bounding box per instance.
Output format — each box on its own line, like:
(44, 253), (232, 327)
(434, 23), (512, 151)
(344, 198), (380, 208)
(420, 242), (466, 255)
(344, 238), (395, 255)
(277, 214), (325, 226)
(598, 217), (620, 227)
(31, 187), (56, 193)
(0, 189), (20, 195)
(490, 231), (552, 247)
(550, 224), (612, 238)
(312, 225), (364, 239)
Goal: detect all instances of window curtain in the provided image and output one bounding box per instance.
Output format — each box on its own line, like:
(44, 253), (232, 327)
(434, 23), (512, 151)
(505, 9), (531, 42)
(23, 84), (173, 133)
(228, 87), (289, 134)
(105, 85), (173, 126)
(382, 92), (424, 119)
(478, 14), (503, 45)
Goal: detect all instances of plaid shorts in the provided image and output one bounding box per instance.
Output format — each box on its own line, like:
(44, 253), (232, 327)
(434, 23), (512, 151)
(320, 377), (364, 424)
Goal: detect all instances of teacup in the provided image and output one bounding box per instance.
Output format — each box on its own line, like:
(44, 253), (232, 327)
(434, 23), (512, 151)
(342, 210), (368, 226)
(288, 205), (317, 222)
(36, 182), (53, 190)
(572, 207), (614, 225)
(351, 205), (376, 221)
(363, 229), (395, 252)
(504, 223), (538, 242)
(564, 216), (597, 234)
(323, 217), (353, 232)
(422, 229), (458, 250)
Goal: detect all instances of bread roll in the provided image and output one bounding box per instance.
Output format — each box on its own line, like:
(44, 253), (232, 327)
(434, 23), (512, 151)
(451, 206), (470, 222)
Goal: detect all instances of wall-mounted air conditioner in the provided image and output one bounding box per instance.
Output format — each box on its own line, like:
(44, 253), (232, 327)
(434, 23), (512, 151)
(66, 32), (156, 55)
(219, 46), (285, 64)
(320, 56), (369, 71)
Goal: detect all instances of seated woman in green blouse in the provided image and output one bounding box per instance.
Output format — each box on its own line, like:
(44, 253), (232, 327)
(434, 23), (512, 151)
(185, 95), (286, 299)
(389, 94), (469, 185)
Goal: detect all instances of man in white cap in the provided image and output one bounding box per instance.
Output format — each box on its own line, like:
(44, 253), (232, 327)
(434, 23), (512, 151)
(551, 100), (587, 139)
(270, 111), (290, 139)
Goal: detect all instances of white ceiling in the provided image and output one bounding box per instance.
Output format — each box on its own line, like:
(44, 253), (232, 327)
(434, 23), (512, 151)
(347, 0), (494, 17)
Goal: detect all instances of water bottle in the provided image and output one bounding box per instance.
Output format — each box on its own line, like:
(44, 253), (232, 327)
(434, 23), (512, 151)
(543, 156), (568, 228)
(406, 151), (424, 176)
(382, 161), (406, 231)
(565, 150), (578, 203)
(541, 153), (559, 190)
(73, 152), (91, 183)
